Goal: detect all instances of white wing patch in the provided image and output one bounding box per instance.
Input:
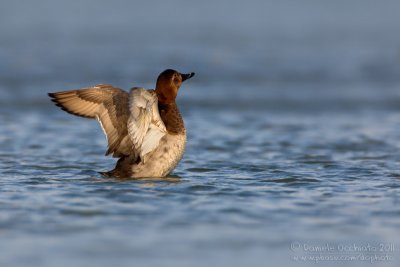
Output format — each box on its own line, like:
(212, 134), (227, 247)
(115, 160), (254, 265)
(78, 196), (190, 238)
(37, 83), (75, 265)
(127, 88), (167, 162)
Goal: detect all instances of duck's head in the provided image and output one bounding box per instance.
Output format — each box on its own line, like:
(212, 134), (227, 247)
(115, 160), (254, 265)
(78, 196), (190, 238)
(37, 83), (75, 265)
(155, 69), (195, 104)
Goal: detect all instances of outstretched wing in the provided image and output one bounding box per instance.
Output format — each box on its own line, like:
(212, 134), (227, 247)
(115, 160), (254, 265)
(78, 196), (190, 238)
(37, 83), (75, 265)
(48, 84), (133, 157)
(127, 88), (167, 162)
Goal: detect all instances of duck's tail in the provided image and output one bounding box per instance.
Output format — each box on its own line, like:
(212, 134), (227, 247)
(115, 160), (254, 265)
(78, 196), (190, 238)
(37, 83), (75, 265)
(98, 170), (114, 178)
(99, 156), (133, 178)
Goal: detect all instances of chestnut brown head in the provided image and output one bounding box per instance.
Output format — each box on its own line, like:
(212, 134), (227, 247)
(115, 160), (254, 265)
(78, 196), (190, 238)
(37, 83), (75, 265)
(155, 69), (195, 104)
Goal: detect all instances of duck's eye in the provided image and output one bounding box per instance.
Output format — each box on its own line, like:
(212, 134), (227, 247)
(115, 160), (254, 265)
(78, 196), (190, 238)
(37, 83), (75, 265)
(173, 75), (180, 84)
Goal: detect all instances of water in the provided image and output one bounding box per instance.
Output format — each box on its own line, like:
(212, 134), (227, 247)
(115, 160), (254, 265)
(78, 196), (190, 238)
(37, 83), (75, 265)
(1, 1), (400, 266)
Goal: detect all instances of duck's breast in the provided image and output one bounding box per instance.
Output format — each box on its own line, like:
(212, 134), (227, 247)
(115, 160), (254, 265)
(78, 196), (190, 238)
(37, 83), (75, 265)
(132, 133), (186, 177)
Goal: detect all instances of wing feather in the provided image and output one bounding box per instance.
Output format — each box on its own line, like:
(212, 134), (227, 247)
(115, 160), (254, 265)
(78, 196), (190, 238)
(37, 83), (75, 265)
(49, 85), (133, 157)
(127, 88), (167, 162)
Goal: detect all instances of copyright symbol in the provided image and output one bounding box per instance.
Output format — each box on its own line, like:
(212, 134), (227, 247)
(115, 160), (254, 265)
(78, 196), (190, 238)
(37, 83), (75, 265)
(291, 242), (301, 251)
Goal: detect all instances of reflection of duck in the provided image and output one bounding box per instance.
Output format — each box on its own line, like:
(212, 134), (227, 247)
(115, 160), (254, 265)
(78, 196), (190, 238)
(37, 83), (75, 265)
(49, 69), (195, 178)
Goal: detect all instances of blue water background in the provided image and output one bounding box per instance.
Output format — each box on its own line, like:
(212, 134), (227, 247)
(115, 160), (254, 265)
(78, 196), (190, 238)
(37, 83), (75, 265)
(1, 1), (400, 266)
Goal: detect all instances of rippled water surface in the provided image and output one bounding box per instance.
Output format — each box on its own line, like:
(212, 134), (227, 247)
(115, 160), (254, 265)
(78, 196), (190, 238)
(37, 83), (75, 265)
(1, 1), (400, 267)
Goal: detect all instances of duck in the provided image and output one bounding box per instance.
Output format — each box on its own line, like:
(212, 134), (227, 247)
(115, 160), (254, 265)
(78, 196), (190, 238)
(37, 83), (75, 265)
(48, 69), (195, 178)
